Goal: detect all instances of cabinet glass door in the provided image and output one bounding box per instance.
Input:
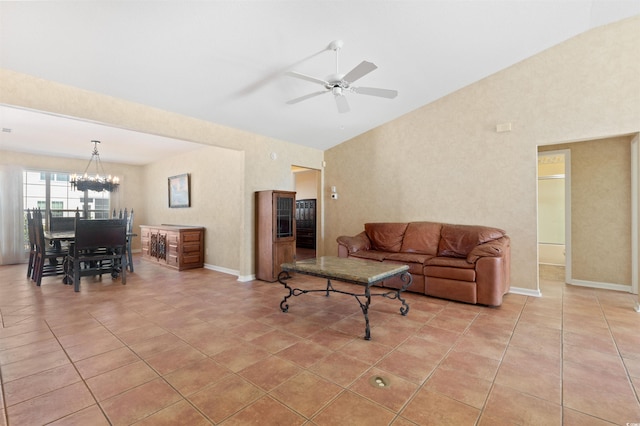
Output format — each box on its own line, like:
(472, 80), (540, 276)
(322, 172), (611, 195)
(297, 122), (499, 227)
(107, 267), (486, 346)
(276, 194), (294, 239)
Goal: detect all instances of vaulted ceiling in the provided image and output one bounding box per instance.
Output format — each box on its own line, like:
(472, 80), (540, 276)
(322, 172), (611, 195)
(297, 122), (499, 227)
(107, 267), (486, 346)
(1, 1), (638, 164)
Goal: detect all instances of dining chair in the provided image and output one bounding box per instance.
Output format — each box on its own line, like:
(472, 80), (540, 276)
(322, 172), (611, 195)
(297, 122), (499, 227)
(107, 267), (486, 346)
(64, 214), (127, 292)
(48, 210), (76, 252)
(26, 209), (37, 279)
(125, 209), (136, 272)
(49, 210), (76, 231)
(32, 209), (67, 286)
(111, 208), (136, 272)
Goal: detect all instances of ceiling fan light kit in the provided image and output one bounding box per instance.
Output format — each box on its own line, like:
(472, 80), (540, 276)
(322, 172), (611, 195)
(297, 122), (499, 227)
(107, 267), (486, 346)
(287, 40), (398, 113)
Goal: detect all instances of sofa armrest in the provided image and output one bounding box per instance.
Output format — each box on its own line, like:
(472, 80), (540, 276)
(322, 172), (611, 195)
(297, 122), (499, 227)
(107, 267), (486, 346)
(337, 231), (371, 258)
(476, 255), (510, 306)
(466, 236), (510, 263)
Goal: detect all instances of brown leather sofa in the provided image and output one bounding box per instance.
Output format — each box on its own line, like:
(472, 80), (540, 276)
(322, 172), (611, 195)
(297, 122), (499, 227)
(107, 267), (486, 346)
(337, 222), (511, 306)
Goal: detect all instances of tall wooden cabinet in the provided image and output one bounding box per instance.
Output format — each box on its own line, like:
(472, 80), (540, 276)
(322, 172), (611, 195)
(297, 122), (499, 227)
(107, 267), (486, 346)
(140, 225), (204, 270)
(256, 190), (296, 281)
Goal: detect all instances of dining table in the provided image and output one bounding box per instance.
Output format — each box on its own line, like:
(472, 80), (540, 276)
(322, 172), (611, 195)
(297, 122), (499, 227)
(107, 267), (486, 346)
(43, 230), (75, 254)
(44, 230), (75, 243)
(43, 230), (134, 273)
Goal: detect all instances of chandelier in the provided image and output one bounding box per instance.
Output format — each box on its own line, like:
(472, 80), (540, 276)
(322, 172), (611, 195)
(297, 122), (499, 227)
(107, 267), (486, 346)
(70, 140), (120, 192)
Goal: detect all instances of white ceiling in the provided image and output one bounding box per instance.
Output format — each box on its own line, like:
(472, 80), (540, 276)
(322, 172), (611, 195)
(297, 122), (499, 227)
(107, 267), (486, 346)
(1, 1), (639, 165)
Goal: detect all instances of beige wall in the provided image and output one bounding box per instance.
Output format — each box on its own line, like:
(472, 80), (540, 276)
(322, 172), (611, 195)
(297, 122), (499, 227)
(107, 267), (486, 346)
(143, 145), (244, 271)
(324, 16), (640, 293)
(294, 169), (318, 200)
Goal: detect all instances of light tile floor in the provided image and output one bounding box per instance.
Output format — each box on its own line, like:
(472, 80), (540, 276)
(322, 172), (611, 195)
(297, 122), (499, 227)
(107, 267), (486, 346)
(1, 257), (639, 425)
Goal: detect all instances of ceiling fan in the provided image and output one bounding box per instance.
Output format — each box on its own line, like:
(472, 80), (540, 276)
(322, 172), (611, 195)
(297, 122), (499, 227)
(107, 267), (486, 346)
(286, 40), (398, 113)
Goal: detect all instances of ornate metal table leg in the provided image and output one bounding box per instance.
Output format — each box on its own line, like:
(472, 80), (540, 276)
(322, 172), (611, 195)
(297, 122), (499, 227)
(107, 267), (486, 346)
(325, 279), (337, 296)
(278, 270), (292, 312)
(354, 285), (372, 340)
(364, 285), (372, 340)
(398, 272), (413, 316)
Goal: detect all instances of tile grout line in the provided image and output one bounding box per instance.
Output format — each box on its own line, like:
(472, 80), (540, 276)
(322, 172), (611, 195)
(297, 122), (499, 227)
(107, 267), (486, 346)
(471, 297), (527, 424)
(596, 293), (640, 405)
(41, 318), (111, 424)
(87, 309), (219, 424)
(0, 306), (9, 426)
(560, 282), (566, 424)
(374, 302), (487, 424)
(0, 356), (8, 426)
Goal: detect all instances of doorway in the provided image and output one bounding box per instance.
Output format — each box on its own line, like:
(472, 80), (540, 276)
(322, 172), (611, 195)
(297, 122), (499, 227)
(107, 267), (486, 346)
(539, 136), (638, 295)
(537, 150), (570, 282)
(293, 166), (320, 260)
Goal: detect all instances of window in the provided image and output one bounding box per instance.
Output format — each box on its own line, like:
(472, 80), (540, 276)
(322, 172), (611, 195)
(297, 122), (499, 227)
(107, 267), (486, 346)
(24, 170), (112, 223)
(51, 201), (64, 217)
(94, 198), (110, 219)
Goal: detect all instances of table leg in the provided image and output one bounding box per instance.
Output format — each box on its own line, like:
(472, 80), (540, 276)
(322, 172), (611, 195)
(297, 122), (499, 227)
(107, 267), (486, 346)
(398, 272), (412, 315)
(278, 271), (293, 312)
(325, 279), (336, 296)
(362, 285), (372, 340)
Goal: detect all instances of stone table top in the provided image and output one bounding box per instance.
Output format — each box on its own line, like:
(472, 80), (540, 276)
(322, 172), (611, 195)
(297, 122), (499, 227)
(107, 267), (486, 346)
(281, 256), (409, 285)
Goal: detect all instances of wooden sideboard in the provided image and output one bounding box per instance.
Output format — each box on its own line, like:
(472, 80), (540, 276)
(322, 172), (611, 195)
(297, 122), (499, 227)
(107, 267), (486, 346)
(140, 225), (204, 270)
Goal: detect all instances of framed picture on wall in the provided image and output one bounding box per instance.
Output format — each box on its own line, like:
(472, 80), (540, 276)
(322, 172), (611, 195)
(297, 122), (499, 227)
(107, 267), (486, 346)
(168, 173), (190, 208)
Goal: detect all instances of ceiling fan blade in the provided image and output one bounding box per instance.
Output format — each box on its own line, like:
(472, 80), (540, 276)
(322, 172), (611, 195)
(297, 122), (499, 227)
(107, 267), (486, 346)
(286, 71), (329, 86)
(342, 61), (377, 83)
(335, 95), (350, 113)
(353, 87), (398, 99)
(286, 90), (328, 104)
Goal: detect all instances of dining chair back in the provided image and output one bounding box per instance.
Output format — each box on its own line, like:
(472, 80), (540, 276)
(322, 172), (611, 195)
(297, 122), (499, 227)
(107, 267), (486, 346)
(110, 208), (136, 272)
(125, 209), (136, 272)
(49, 211), (76, 232)
(26, 209), (36, 279)
(32, 208), (67, 286)
(64, 214), (127, 292)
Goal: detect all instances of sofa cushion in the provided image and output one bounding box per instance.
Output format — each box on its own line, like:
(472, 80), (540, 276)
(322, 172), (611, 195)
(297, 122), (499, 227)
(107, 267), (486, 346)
(385, 260), (425, 275)
(437, 224), (506, 258)
(386, 252), (432, 264)
(425, 256), (475, 269)
(386, 252), (432, 275)
(425, 265), (476, 282)
(350, 250), (390, 262)
(365, 223), (408, 253)
(400, 222), (442, 255)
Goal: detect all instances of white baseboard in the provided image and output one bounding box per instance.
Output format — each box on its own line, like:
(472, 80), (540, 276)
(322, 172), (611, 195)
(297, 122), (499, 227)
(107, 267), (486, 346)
(237, 274), (255, 282)
(194, 262), (258, 282)
(203, 263), (240, 277)
(509, 287), (542, 298)
(567, 279), (633, 293)
(202, 264), (255, 283)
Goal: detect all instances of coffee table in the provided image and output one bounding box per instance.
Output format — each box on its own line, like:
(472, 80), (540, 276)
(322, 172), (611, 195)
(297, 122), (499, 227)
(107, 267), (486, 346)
(278, 256), (413, 340)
